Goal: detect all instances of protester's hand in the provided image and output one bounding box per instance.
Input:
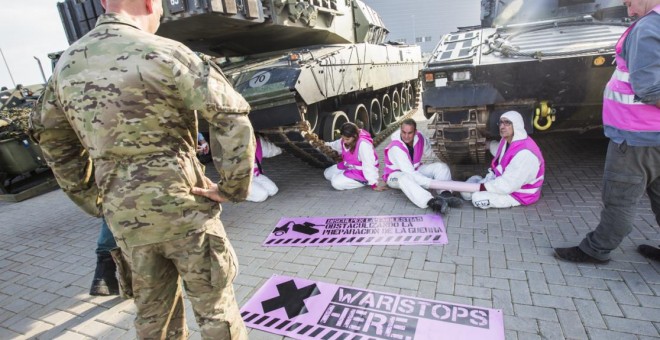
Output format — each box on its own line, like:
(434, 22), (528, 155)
(192, 177), (227, 202)
(197, 142), (210, 155)
(372, 180), (388, 192)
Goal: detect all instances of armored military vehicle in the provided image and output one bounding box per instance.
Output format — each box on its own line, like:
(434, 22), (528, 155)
(57, 0), (423, 167)
(0, 84), (58, 201)
(422, 0), (630, 164)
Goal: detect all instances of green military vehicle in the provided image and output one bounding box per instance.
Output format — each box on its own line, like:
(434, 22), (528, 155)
(421, 0), (630, 164)
(0, 84), (58, 201)
(57, 0), (423, 167)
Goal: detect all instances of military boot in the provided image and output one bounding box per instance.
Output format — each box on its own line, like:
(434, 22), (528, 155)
(89, 252), (120, 296)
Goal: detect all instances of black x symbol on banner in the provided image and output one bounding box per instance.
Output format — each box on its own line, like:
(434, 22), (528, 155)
(261, 280), (321, 319)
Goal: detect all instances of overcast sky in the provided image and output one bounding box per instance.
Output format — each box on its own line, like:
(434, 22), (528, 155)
(0, 1), (69, 89)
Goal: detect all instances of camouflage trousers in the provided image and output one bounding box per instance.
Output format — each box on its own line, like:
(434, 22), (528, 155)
(120, 230), (248, 339)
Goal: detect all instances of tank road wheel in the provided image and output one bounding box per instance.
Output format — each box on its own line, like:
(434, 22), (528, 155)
(345, 104), (370, 132)
(306, 104), (320, 133)
(407, 83), (418, 109)
(401, 84), (413, 112)
(368, 98), (383, 135)
(381, 93), (393, 125)
(322, 111), (349, 142)
(391, 89), (402, 120)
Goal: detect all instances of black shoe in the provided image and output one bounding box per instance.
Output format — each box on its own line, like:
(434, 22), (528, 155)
(439, 191), (464, 208)
(637, 244), (660, 261)
(427, 197), (449, 215)
(90, 252), (120, 296)
(554, 246), (609, 264)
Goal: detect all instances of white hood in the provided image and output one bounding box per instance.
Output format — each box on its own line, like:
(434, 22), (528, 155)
(501, 111), (527, 142)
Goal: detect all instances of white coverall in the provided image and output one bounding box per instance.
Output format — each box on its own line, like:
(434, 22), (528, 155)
(246, 136), (283, 202)
(324, 139), (379, 190)
(464, 112), (541, 209)
(386, 130), (452, 208)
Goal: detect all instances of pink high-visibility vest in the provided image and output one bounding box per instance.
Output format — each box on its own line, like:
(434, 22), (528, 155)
(602, 6), (660, 132)
(491, 137), (545, 205)
(382, 131), (425, 181)
(337, 129), (378, 183)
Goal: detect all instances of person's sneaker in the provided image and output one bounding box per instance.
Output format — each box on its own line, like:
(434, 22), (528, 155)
(427, 197), (449, 215)
(554, 246), (609, 264)
(439, 191), (464, 208)
(637, 244), (660, 261)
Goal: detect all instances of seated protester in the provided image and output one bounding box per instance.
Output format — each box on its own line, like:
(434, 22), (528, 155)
(429, 111), (545, 209)
(324, 122), (384, 191)
(383, 118), (462, 214)
(196, 132), (211, 163)
(247, 134), (283, 202)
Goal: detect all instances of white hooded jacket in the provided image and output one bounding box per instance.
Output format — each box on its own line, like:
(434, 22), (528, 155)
(483, 111), (542, 195)
(386, 129), (435, 174)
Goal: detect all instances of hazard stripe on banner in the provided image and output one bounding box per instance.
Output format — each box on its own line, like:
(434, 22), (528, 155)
(241, 311), (358, 339)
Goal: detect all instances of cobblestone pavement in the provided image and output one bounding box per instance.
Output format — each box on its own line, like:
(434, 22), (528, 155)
(1, 110), (659, 339)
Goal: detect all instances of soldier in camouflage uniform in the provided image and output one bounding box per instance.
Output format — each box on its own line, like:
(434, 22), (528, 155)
(29, 0), (254, 338)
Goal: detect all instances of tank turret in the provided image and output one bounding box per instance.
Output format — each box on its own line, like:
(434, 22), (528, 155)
(57, 0), (423, 167)
(159, 0), (388, 56)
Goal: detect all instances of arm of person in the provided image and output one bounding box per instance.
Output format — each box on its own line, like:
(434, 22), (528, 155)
(174, 49), (255, 202)
(358, 142), (380, 188)
(483, 150), (540, 195)
(260, 136), (283, 158)
(626, 17), (660, 106)
(325, 139), (343, 153)
(29, 79), (102, 216)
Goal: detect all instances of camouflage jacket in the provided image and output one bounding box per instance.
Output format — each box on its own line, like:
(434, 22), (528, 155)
(30, 13), (255, 247)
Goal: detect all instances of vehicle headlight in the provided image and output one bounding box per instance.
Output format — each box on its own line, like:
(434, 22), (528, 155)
(451, 70), (472, 81)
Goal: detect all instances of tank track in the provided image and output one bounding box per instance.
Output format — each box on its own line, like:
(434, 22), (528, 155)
(427, 106), (488, 165)
(261, 91), (420, 168)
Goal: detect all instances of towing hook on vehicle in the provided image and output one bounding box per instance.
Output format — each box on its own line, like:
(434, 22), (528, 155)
(534, 101), (555, 131)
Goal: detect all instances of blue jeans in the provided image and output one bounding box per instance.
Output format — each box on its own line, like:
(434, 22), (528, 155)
(96, 218), (118, 254)
(579, 141), (660, 260)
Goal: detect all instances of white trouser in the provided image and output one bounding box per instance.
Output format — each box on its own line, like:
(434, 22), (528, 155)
(462, 175), (520, 209)
(324, 165), (366, 190)
(246, 174), (279, 202)
(386, 162), (452, 209)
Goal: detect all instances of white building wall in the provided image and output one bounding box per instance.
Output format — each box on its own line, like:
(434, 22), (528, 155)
(362, 0), (481, 54)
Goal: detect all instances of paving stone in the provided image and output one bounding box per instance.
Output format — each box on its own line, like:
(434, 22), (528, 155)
(603, 315), (660, 337)
(557, 310), (588, 339)
(538, 320), (565, 340)
(590, 289), (625, 317)
(573, 298), (607, 329)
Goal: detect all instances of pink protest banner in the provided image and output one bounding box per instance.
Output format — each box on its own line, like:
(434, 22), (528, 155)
(263, 214), (447, 247)
(241, 275), (505, 340)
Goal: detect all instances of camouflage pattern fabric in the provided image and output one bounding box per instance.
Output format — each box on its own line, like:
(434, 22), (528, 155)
(125, 226), (247, 339)
(30, 13), (255, 247)
(29, 13), (253, 339)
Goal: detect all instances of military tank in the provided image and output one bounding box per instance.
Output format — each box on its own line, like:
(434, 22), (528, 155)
(421, 0), (630, 164)
(57, 0), (423, 167)
(0, 84), (58, 201)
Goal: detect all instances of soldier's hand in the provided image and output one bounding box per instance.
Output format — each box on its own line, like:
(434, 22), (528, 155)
(192, 177), (228, 203)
